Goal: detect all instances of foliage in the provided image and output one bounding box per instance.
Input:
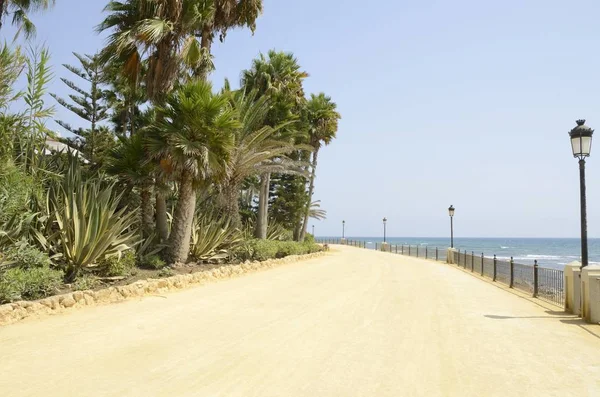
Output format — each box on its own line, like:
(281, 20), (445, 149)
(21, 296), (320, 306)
(269, 173), (308, 233)
(51, 52), (113, 165)
(190, 213), (242, 261)
(233, 239), (321, 262)
(0, 266), (63, 303)
(0, 43), (25, 111)
(141, 254), (166, 270)
(0, 0), (56, 39)
(157, 267), (174, 278)
(72, 275), (100, 291)
(309, 200), (327, 220)
(47, 161), (139, 280)
(99, 250), (136, 277)
(2, 242), (51, 269)
(0, 163), (39, 224)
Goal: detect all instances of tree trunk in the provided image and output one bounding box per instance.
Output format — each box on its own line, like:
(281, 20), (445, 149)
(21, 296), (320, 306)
(167, 173), (196, 264)
(140, 183), (154, 238)
(299, 148), (319, 241)
(198, 25), (213, 80)
(222, 182), (241, 228)
(255, 173), (270, 239)
(155, 188), (169, 242)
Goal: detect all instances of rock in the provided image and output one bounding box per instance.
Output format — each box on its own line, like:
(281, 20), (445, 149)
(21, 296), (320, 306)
(83, 294), (95, 305)
(61, 296), (76, 308)
(73, 291), (84, 302)
(25, 302), (44, 314)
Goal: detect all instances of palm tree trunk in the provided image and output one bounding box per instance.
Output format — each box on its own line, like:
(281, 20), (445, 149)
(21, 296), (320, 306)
(255, 172), (270, 239)
(0, 1), (5, 31)
(223, 182), (242, 228)
(155, 188), (169, 242)
(299, 148), (319, 241)
(167, 172), (196, 264)
(198, 24), (213, 80)
(140, 182), (154, 238)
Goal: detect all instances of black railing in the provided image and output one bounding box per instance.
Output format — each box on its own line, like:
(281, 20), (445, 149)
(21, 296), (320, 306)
(317, 239), (566, 307)
(452, 250), (564, 307)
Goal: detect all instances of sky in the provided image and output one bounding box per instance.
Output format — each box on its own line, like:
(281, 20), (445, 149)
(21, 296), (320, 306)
(4, 0), (600, 238)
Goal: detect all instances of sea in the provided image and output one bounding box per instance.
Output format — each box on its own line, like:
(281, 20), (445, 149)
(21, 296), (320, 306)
(325, 237), (600, 270)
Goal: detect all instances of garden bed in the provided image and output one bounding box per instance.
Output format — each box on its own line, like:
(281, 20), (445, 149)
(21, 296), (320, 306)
(0, 251), (327, 326)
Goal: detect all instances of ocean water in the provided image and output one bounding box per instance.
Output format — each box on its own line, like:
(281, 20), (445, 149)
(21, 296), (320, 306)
(326, 237), (600, 270)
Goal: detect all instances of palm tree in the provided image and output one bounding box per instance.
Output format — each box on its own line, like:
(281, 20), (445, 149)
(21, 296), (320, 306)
(146, 79), (238, 264)
(240, 50), (308, 239)
(309, 200), (326, 221)
(219, 89), (308, 227)
(198, 0), (263, 79)
(0, 0), (55, 39)
(106, 131), (155, 237)
(299, 93), (340, 241)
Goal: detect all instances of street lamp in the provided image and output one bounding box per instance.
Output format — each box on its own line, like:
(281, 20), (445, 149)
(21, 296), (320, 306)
(342, 220), (345, 239)
(569, 119), (594, 268)
(448, 205), (455, 248)
(312, 225), (315, 236)
(383, 217), (387, 243)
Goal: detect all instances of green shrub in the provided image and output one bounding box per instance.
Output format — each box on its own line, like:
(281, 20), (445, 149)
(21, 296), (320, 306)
(142, 254), (166, 270)
(233, 240), (322, 262)
(99, 250), (136, 277)
(157, 268), (174, 278)
(4, 243), (51, 269)
(0, 267), (64, 303)
(73, 275), (99, 291)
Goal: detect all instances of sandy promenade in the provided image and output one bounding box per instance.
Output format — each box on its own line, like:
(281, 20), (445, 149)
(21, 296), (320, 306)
(1, 245), (599, 396)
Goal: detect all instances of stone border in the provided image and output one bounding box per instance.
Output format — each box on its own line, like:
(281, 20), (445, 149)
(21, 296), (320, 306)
(0, 251), (327, 327)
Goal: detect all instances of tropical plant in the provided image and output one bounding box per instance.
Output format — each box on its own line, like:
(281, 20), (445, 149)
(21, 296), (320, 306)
(0, 266), (63, 303)
(240, 50), (309, 239)
(51, 53), (111, 165)
(0, 43), (25, 110)
(0, 0), (55, 39)
(309, 200), (327, 221)
(146, 79), (238, 263)
(47, 162), (139, 281)
(218, 89), (309, 227)
(190, 213), (241, 261)
(106, 131), (154, 236)
(299, 93), (340, 241)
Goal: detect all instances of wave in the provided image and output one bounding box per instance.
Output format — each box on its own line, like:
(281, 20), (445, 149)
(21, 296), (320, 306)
(500, 246), (510, 249)
(524, 255), (563, 260)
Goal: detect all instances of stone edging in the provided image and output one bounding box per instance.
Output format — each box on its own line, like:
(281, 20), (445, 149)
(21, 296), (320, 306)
(0, 251), (327, 327)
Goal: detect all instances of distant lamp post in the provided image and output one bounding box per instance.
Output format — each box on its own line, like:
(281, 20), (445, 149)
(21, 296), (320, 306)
(448, 205), (455, 248)
(383, 217), (387, 243)
(312, 225), (315, 236)
(569, 119), (594, 268)
(342, 220), (345, 239)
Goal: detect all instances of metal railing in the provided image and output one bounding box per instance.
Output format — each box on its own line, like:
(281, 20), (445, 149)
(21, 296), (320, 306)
(316, 239), (448, 263)
(316, 239), (565, 307)
(452, 250), (564, 307)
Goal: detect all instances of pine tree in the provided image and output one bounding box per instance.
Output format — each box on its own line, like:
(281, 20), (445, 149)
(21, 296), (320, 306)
(51, 53), (111, 164)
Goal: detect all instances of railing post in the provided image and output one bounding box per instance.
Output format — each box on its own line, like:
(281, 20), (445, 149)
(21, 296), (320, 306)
(436, 247), (439, 261)
(375, 243), (378, 250)
(426, 246), (428, 259)
(509, 257), (514, 288)
(417, 246), (419, 258)
(471, 251), (474, 272)
(481, 253), (484, 276)
(401, 245), (404, 255)
(493, 255), (497, 281)
(533, 260), (539, 298)
(395, 245), (398, 254)
(409, 246), (411, 256)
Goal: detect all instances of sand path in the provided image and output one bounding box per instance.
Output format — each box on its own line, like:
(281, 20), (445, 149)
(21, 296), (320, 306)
(1, 245), (599, 396)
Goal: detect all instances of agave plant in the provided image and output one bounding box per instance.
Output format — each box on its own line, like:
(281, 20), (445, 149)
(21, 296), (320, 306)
(190, 213), (242, 261)
(47, 165), (139, 281)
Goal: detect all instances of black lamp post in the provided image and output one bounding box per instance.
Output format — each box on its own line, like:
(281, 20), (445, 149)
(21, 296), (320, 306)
(312, 225), (315, 236)
(383, 217), (387, 243)
(569, 119), (594, 268)
(342, 220), (345, 239)
(448, 205), (455, 248)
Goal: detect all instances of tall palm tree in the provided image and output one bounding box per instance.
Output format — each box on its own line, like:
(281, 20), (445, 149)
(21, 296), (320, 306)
(299, 93), (340, 241)
(240, 50), (308, 239)
(0, 0), (55, 39)
(146, 79), (238, 264)
(219, 89), (309, 227)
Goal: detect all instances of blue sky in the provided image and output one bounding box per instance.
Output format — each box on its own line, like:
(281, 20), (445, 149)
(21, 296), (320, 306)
(5, 0), (600, 238)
